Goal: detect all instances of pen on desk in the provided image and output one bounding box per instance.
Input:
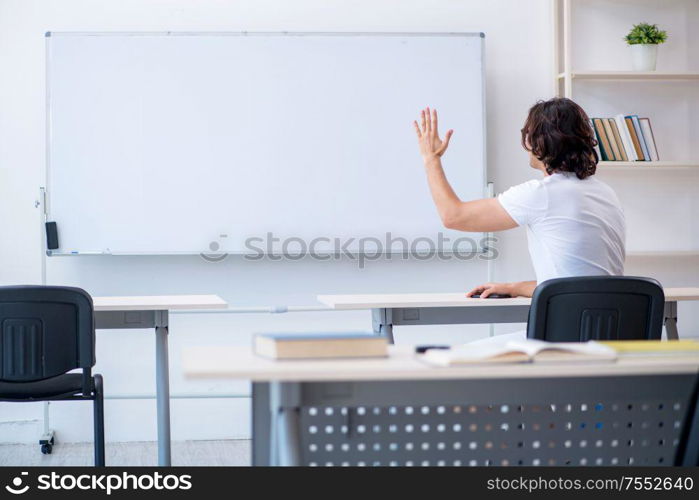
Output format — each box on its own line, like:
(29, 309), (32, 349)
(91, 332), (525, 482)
(415, 345), (450, 354)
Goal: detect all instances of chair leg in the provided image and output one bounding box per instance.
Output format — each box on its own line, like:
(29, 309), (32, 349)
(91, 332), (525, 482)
(93, 374), (105, 466)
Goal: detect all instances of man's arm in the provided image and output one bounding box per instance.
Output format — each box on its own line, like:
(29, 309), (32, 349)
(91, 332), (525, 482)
(467, 280), (537, 298)
(414, 108), (535, 296)
(414, 108), (517, 232)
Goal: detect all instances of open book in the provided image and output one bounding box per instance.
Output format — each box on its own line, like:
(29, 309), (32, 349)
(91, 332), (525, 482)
(420, 339), (617, 367)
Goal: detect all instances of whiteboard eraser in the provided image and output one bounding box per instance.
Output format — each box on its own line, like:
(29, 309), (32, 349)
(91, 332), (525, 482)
(45, 221), (59, 249)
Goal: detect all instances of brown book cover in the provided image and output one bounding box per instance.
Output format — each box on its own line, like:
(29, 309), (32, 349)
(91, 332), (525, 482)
(625, 117), (645, 160)
(593, 118), (613, 161)
(609, 119), (628, 161)
(603, 118), (621, 161)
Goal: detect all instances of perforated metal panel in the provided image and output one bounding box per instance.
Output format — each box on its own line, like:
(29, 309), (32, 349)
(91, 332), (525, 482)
(298, 399), (686, 467)
(251, 374), (698, 467)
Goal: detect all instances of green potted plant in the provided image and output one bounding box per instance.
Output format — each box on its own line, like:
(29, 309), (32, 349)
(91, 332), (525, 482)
(624, 22), (668, 71)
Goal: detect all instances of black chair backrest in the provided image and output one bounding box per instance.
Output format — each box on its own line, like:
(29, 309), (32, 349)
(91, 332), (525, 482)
(0, 286), (95, 382)
(527, 276), (665, 341)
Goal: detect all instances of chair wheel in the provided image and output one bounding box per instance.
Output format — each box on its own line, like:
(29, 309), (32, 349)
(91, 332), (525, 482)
(41, 443), (52, 455)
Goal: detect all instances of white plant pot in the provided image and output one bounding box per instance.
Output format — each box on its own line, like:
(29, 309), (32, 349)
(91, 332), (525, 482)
(630, 44), (658, 71)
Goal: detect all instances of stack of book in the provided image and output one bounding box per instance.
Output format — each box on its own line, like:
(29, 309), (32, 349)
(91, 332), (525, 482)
(591, 115), (659, 162)
(254, 331), (388, 359)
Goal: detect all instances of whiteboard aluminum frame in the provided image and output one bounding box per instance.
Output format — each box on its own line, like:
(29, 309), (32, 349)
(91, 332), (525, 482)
(44, 31), (488, 256)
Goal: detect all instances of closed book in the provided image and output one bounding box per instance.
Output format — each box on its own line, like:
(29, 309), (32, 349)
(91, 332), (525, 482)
(592, 118), (613, 161)
(625, 117), (645, 160)
(589, 119), (602, 161)
(608, 119), (628, 161)
(614, 114), (637, 161)
(254, 332), (388, 359)
(639, 118), (660, 161)
(598, 340), (699, 356)
(602, 118), (621, 161)
(628, 115), (651, 161)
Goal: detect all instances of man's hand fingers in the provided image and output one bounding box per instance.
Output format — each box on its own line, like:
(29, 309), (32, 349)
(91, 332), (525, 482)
(413, 121), (422, 137)
(425, 107), (431, 134)
(438, 129), (454, 154)
(420, 110), (427, 134)
(431, 108), (439, 136)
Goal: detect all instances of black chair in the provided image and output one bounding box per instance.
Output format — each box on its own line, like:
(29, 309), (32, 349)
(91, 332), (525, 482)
(0, 286), (105, 466)
(527, 276), (665, 342)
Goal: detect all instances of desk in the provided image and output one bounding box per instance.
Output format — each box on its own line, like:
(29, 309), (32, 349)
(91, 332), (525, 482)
(93, 294), (227, 466)
(318, 288), (699, 342)
(183, 346), (699, 466)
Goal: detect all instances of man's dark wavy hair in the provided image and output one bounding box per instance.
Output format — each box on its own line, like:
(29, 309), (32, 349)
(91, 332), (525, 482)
(521, 97), (598, 180)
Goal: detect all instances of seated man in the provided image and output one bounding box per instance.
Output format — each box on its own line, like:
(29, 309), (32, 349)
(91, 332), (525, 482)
(413, 97), (626, 298)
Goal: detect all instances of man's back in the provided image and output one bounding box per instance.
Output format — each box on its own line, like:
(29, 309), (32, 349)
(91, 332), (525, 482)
(498, 172), (626, 283)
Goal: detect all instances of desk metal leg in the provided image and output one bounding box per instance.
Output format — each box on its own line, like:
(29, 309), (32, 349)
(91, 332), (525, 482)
(252, 383), (271, 466)
(269, 382), (301, 466)
(664, 301), (679, 340)
(372, 308), (394, 344)
(95, 309), (173, 466)
(381, 324), (394, 344)
(154, 311), (172, 466)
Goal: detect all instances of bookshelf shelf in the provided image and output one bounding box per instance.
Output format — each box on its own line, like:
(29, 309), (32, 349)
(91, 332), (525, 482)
(626, 250), (699, 258)
(597, 161), (699, 170)
(558, 71), (699, 81)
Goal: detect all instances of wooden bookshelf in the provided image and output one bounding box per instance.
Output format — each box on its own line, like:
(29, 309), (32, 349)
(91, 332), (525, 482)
(558, 71), (699, 81)
(553, 0), (698, 258)
(627, 250), (699, 258)
(597, 161), (699, 170)
(626, 250), (699, 258)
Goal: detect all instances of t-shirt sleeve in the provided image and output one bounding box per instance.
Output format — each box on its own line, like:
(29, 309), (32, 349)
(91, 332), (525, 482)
(497, 179), (548, 227)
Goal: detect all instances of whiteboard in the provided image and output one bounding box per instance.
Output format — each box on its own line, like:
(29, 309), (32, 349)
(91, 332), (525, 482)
(46, 32), (486, 254)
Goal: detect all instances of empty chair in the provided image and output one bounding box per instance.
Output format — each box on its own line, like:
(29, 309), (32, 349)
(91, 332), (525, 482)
(0, 286), (105, 466)
(527, 276), (665, 342)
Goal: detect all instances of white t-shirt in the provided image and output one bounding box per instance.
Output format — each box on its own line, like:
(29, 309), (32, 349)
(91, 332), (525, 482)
(497, 172), (626, 284)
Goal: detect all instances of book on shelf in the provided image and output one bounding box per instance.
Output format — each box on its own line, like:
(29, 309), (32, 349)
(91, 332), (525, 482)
(639, 117), (660, 161)
(254, 331), (388, 360)
(592, 118), (614, 161)
(614, 114), (637, 161)
(629, 115), (652, 162)
(608, 119), (628, 161)
(602, 118), (621, 161)
(591, 115), (660, 163)
(419, 339), (617, 366)
(589, 119), (602, 160)
(624, 116), (645, 160)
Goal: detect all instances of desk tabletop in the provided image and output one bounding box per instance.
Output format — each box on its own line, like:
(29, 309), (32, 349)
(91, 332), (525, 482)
(317, 287), (699, 310)
(93, 294), (227, 311)
(666, 287), (699, 300)
(318, 293), (530, 310)
(182, 345), (699, 382)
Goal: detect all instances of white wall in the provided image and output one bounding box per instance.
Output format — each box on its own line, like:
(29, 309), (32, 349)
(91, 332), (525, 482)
(0, 0), (696, 447)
